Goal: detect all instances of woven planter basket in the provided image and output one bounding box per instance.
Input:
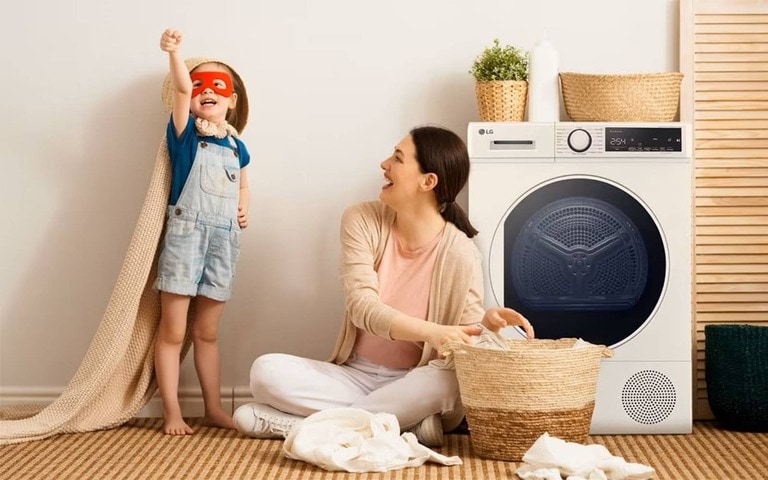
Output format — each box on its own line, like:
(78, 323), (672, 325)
(705, 324), (768, 432)
(443, 338), (611, 461)
(475, 80), (528, 122)
(559, 72), (683, 122)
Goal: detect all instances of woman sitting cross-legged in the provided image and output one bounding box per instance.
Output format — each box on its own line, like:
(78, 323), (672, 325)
(233, 125), (534, 447)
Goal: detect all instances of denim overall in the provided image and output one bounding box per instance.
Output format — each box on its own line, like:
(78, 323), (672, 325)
(155, 138), (241, 301)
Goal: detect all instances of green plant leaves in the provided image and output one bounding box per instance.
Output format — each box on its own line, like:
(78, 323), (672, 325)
(469, 38), (530, 82)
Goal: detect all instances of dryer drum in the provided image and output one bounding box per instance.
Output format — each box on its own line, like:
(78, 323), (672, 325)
(501, 177), (666, 347)
(510, 196), (648, 311)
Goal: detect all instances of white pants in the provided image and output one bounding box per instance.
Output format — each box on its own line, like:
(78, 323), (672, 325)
(249, 353), (464, 431)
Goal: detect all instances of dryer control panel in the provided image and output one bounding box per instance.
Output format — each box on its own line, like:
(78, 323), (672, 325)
(467, 122), (691, 161)
(555, 123), (689, 158)
(604, 126), (682, 152)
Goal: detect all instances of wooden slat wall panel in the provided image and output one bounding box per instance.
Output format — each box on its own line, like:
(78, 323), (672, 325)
(682, 0), (768, 419)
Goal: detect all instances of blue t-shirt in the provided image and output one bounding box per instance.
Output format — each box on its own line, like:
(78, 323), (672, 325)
(166, 116), (251, 206)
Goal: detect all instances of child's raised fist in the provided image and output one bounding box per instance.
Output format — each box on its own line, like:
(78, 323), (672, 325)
(160, 28), (183, 53)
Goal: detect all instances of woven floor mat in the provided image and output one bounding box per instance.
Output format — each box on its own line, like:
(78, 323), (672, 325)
(0, 419), (765, 479)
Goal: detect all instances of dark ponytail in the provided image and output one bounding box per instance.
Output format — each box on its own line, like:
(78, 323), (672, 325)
(410, 126), (479, 238)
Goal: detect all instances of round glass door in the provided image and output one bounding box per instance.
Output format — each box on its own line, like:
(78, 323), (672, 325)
(496, 177), (667, 347)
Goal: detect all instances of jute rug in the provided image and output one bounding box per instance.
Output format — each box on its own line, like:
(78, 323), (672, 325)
(1, 419), (765, 479)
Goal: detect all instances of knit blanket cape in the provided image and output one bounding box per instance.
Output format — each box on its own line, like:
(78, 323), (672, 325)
(0, 138), (193, 445)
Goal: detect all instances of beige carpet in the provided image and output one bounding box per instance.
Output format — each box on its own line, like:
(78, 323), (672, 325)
(1, 419), (765, 479)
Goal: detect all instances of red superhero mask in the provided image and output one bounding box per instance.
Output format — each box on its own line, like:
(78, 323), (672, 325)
(190, 71), (233, 98)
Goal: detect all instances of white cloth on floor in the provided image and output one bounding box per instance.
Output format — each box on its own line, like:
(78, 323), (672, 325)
(282, 407), (462, 473)
(515, 433), (655, 480)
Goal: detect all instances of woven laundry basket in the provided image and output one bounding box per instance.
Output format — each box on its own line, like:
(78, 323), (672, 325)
(443, 338), (612, 461)
(559, 72), (683, 122)
(475, 80), (528, 122)
(705, 324), (768, 432)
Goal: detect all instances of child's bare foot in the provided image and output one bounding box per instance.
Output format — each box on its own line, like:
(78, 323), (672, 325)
(205, 408), (236, 430)
(163, 415), (194, 435)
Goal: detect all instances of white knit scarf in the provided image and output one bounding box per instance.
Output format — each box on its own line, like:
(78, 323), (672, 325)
(195, 117), (238, 138)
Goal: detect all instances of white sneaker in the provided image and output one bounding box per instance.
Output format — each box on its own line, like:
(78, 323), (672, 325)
(232, 403), (301, 439)
(411, 414), (444, 447)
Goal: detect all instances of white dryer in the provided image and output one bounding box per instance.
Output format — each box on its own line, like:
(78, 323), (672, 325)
(467, 122), (692, 434)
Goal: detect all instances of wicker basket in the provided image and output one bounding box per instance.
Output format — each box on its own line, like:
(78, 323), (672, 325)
(705, 324), (768, 432)
(475, 80), (528, 122)
(559, 72), (683, 122)
(443, 338), (612, 461)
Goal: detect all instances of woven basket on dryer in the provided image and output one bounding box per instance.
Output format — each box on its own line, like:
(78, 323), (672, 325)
(475, 80), (528, 122)
(559, 72), (683, 122)
(442, 338), (612, 462)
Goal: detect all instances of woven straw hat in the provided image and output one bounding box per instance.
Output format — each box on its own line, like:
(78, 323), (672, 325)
(161, 56), (249, 134)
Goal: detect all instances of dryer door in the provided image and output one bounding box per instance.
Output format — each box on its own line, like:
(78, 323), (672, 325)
(494, 176), (667, 347)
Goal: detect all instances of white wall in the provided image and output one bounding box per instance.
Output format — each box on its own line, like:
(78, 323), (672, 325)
(0, 0), (680, 411)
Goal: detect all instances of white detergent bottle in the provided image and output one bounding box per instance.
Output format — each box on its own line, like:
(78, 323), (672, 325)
(528, 39), (560, 122)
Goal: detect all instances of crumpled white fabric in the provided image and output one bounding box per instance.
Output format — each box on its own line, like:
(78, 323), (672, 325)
(472, 324), (511, 350)
(282, 407), (463, 473)
(515, 433), (655, 480)
(434, 324), (510, 369)
(470, 326), (595, 352)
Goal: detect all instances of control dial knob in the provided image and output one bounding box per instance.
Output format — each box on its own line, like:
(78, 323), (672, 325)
(567, 129), (592, 153)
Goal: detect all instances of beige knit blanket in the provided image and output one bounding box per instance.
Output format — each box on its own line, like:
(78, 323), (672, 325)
(0, 139), (193, 445)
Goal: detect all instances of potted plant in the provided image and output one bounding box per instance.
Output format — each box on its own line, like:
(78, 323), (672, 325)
(469, 39), (529, 122)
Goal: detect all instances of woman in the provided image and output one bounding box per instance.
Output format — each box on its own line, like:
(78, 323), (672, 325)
(233, 125), (534, 446)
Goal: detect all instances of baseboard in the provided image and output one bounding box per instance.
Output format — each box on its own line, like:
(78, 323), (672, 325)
(0, 386), (243, 418)
(0, 386), (62, 406)
(134, 387), (237, 417)
(233, 386), (254, 411)
(2, 386), (712, 422)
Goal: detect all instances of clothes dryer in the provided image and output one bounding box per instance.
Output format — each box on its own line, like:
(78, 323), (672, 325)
(467, 122), (692, 434)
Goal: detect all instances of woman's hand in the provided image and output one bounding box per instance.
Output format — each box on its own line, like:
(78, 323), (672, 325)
(481, 307), (535, 339)
(424, 323), (483, 351)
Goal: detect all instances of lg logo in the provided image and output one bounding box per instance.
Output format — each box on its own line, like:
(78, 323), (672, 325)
(478, 128), (494, 135)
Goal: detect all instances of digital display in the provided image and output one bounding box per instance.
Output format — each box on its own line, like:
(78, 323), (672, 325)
(605, 127), (682, 152)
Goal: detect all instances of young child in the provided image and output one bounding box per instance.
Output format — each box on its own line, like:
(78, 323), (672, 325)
(154, 28), (250, 435)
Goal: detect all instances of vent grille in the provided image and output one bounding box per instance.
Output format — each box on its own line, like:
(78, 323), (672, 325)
(621, 370), (677, 424)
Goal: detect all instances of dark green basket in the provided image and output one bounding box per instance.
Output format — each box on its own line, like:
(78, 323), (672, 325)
(705, 324), (768, 432)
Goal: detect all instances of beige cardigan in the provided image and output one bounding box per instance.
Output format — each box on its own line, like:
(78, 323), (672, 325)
(329, 201), (485, 367)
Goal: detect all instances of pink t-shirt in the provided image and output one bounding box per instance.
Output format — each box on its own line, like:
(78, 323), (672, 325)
(352, 226), (443, 369)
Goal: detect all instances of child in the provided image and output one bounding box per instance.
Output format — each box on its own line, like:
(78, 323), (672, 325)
(154, 28), (250, 435)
